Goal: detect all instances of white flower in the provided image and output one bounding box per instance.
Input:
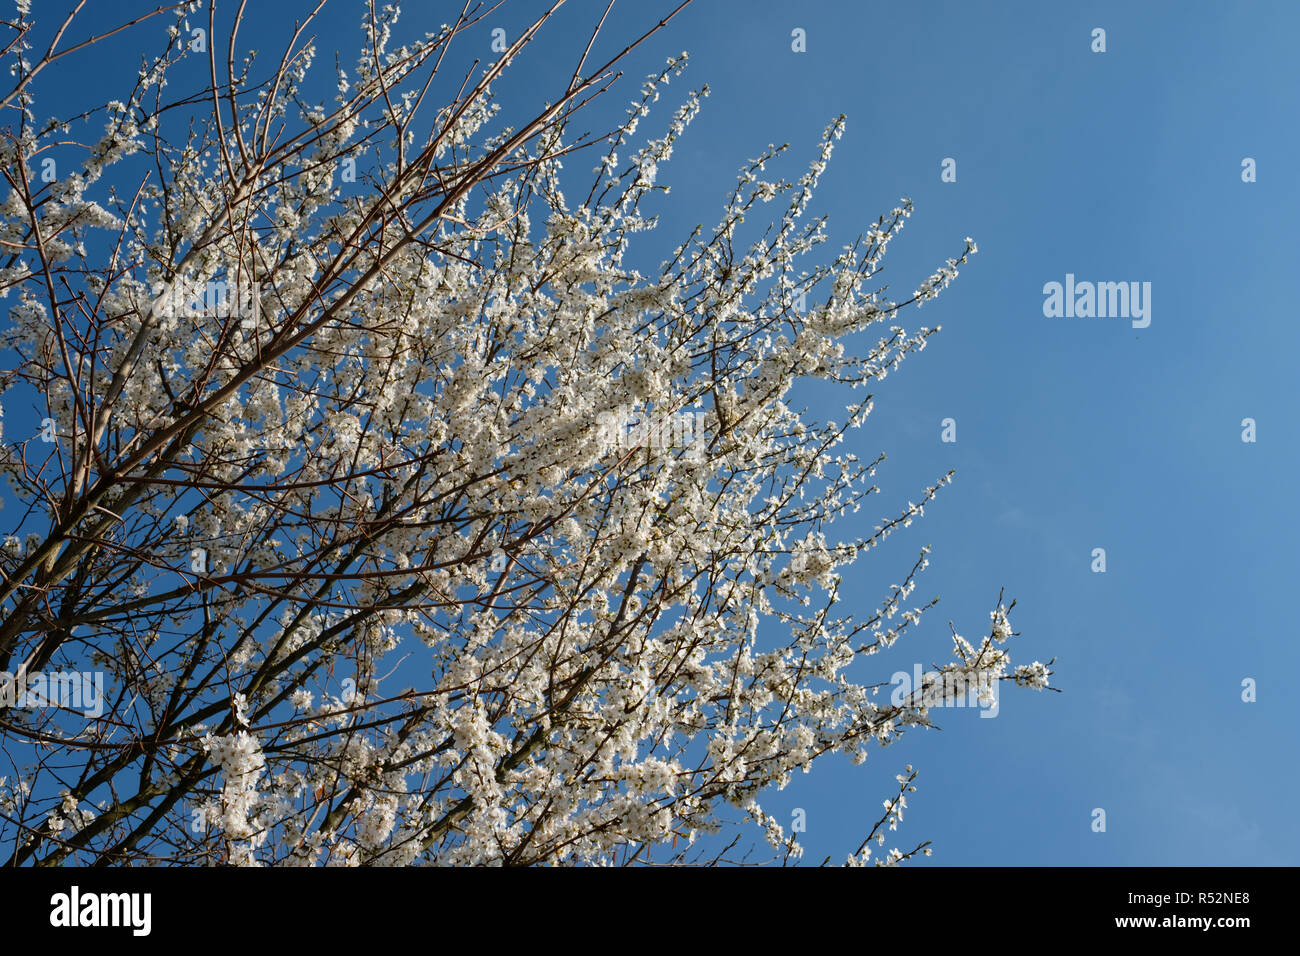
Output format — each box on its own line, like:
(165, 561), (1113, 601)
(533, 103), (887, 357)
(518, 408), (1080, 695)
(0, 15), (1051, 868)
(1014, 661), (1051, 690)
(991, 605), (1013, 641)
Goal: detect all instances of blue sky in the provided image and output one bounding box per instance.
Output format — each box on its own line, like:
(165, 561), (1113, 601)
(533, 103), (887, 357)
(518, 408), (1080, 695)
(10, 0), (1298, 865)
(490, 0), (1299, 865)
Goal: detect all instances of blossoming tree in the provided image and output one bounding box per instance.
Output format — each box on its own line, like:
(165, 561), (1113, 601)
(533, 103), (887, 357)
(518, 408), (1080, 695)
(0, 0), (1052, 866)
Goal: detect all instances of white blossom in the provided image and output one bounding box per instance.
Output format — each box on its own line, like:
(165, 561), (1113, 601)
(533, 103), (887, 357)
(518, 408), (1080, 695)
(0, 2), (1045, 869)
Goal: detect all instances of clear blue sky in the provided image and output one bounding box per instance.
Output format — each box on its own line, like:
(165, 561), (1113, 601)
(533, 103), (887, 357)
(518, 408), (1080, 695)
(475, 0), (1300, 866)
(14, 0), (1299, 865)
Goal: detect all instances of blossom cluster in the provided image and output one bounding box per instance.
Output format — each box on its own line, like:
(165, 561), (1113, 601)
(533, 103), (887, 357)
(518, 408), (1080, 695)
(0, 2), (1046, 867)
